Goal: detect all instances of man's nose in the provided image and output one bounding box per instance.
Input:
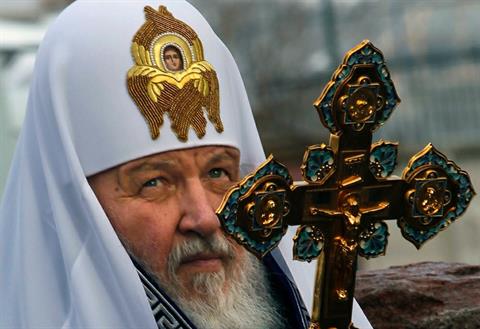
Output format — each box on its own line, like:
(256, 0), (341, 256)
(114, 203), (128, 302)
(178, 178), (221, 237)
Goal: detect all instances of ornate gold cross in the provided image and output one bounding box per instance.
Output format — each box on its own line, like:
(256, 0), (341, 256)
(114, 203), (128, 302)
(216, 40), (475, 329)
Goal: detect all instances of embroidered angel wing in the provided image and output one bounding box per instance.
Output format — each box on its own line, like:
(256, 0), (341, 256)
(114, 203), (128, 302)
(128, 62), (217, 103)
(126, 43), (222, 140)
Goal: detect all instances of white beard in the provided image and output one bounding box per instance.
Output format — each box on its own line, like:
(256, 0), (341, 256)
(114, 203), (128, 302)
(154, 235), (288, 329)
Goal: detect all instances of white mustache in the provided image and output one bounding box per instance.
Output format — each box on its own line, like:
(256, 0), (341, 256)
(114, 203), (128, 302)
(167, 234), (236, 274)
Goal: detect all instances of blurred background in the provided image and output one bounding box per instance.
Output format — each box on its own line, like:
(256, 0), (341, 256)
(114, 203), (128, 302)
(1, 0), (479, 272)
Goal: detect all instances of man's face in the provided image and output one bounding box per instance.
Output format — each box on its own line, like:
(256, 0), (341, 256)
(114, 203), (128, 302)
(164, 47), (183, 71)
(88, 146), (246, 297)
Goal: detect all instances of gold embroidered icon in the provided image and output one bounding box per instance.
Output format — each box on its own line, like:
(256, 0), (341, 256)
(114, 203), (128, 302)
(127, 6), (223, 141)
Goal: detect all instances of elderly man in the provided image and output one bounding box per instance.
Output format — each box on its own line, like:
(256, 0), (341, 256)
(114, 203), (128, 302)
(0, 1), (372, 328)
(0, 1), (310, 328)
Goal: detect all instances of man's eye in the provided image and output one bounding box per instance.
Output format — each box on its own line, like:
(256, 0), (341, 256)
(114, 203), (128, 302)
(143, 178), (164, 188)
(208, 168), (228, 179)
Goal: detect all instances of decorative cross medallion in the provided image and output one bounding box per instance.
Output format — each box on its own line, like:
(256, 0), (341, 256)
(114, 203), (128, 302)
(216, 40), (475, 329)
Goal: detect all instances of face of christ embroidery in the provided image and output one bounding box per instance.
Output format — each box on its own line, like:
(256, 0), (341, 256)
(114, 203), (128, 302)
(127, 6), (223, 141)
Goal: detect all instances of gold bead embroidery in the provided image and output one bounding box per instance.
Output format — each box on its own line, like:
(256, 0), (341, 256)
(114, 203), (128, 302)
(127, 6), (223, 141)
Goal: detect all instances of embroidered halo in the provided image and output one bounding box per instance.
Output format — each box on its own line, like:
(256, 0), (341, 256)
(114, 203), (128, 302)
(127, 6), (223, 141)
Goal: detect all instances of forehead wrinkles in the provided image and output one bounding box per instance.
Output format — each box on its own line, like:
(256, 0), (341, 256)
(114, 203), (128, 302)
(121, 147), (238, 173)
(115, 147), (240, 186)
(194, 148), (240, 167)
(118, 158), (177, 186)
(115, 157), (178, 192)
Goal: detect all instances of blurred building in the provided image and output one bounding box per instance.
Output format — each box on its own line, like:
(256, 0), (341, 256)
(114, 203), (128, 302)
(1, 0), (479, 270)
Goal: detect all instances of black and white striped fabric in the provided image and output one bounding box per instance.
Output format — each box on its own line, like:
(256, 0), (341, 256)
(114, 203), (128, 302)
(135, 264), (196, 329)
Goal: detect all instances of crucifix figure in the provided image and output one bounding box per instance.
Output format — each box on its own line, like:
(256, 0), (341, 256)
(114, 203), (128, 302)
(216, 40), (476, 329)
